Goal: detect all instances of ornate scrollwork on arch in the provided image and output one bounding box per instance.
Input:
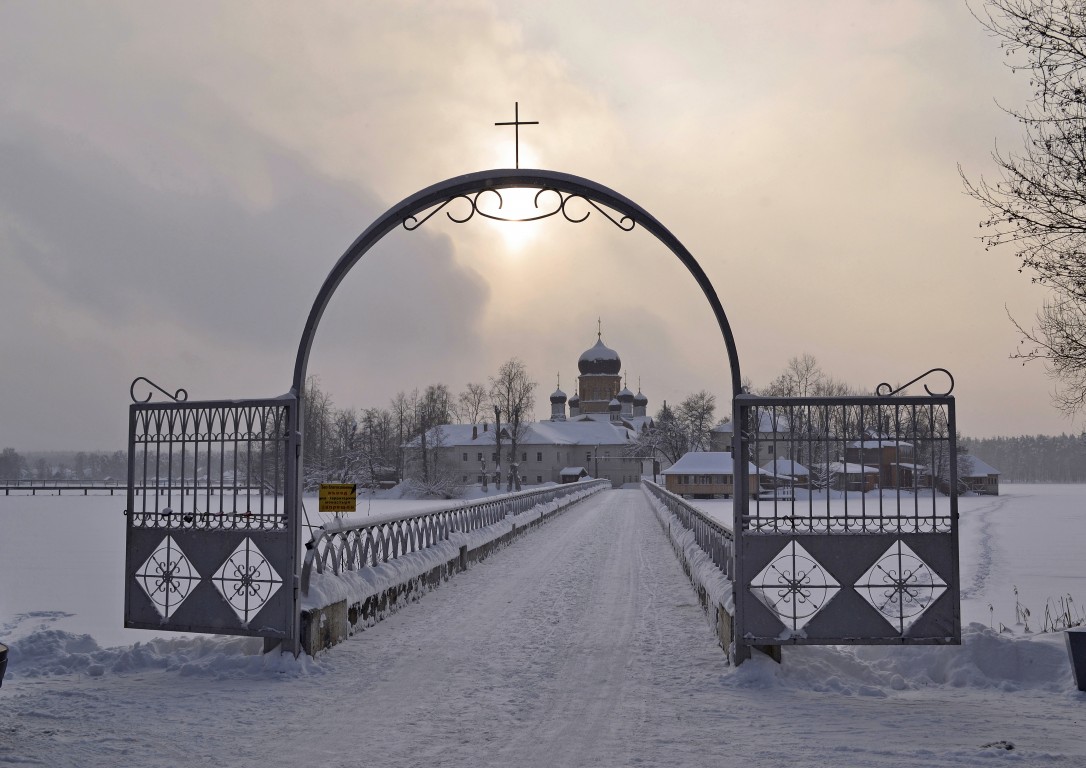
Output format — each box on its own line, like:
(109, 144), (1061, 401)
(403, 187), (635, 232)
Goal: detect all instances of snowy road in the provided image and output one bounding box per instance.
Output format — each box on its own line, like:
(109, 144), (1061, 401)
(2, 489), (1084, 767)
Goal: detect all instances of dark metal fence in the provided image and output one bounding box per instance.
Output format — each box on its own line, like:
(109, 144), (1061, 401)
(301, 479), (609, 595)
(128, 402), (290, 530)
(125, 395), (299, 645)
(733, 388), (960, 654)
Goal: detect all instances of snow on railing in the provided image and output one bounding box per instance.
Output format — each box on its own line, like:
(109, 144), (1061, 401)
(642, 480), (734, 579)
(300, 479), (610, 595)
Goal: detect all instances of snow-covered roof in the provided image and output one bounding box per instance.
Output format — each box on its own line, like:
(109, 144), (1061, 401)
(760, 458), (810, 477)
(848, 440), (914, 449)
(560, 466), (589, 477)
(661, 451), (759, 476)
(963, 456), (1001, 477)
(829, 461), (880, 474)
(410, 420), (636, 449)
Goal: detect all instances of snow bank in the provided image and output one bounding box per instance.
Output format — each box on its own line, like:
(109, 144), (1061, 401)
(725, 622), (1077, 695)
(4, 623), (321, 681)
(642, 485), (734, 629)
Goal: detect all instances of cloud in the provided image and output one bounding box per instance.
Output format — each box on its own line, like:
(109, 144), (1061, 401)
(0, 0), (1076, 450)
(0, 105), (489, 449)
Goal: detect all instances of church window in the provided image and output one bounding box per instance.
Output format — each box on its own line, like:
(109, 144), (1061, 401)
(536, 452), (542, 462)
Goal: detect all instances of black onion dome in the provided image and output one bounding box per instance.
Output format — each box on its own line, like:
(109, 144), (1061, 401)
(550, 387), (567, 404)
(618, 386), (634, 402)
(634, 390), (648, 406)
(568, 391), (580, 406)
(608, 398), (621, 411)
(578, 338), (621, 375)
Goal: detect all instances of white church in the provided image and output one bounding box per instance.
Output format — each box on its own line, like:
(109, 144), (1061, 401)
(426, 330), (654, 488)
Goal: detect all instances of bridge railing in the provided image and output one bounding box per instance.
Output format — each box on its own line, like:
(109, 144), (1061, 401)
(642, 480), (734, 579)
(300, 479), (610, 595)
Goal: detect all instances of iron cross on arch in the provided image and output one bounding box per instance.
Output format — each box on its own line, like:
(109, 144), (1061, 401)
(495, 101), (539, 169)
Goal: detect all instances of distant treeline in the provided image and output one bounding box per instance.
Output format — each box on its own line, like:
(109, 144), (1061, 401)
(0, 448), (127, 483)
(962, 434), (1086, 484)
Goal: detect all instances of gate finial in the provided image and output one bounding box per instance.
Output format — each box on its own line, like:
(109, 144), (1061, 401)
(130, 377), (188, 403)
(875, 368), (954, 397)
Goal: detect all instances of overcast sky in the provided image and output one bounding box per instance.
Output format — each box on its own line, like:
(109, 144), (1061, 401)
(0, 1), (1072, 451)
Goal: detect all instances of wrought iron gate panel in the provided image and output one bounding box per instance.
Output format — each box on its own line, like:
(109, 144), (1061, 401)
(125, 395), (298, 642)
(733, 388), (960, 649)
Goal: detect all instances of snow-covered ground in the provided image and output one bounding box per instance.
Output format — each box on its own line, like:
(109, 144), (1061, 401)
(1, 485), (1084, 766)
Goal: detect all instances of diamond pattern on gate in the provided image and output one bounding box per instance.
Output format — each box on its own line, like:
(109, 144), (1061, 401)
(212, 538), (283, 624)
(750, 541), (840, 632)
(136, 536), (201, 620)
(856, 540), (947, 634)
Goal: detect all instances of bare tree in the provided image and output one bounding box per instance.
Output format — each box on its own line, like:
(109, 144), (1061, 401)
(677, 391), (717, 453)
(403, 384), (463, 498)
(357, 407), (397, 487)
(490, 358), (536, 491)
(762, 353), (825, 397)
(302, 376), (335, 490)
(650, 401), (689, 466)
(389, 390), (418, 482)
(963, 0), (1086, 413)
(645, 393), (717, 465)
(456, 382), (489, 424)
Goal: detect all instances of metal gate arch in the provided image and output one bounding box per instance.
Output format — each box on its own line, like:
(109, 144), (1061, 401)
(126, 167), (960, 661)
(125, 168), (749, 656)
(290, 169), (743, 398)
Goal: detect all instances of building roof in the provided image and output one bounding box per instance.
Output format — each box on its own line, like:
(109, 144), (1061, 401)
(661, 451), (759, 476)
(411, 419), (636, 450)
(829, 461), (880, 474)
(963, 456), (1000, 477)
(761, 458), (810, 477)
(847, 439), (914, 449)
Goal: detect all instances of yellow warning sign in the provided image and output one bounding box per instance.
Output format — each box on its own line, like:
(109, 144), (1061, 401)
(319, 483), (357, 513)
